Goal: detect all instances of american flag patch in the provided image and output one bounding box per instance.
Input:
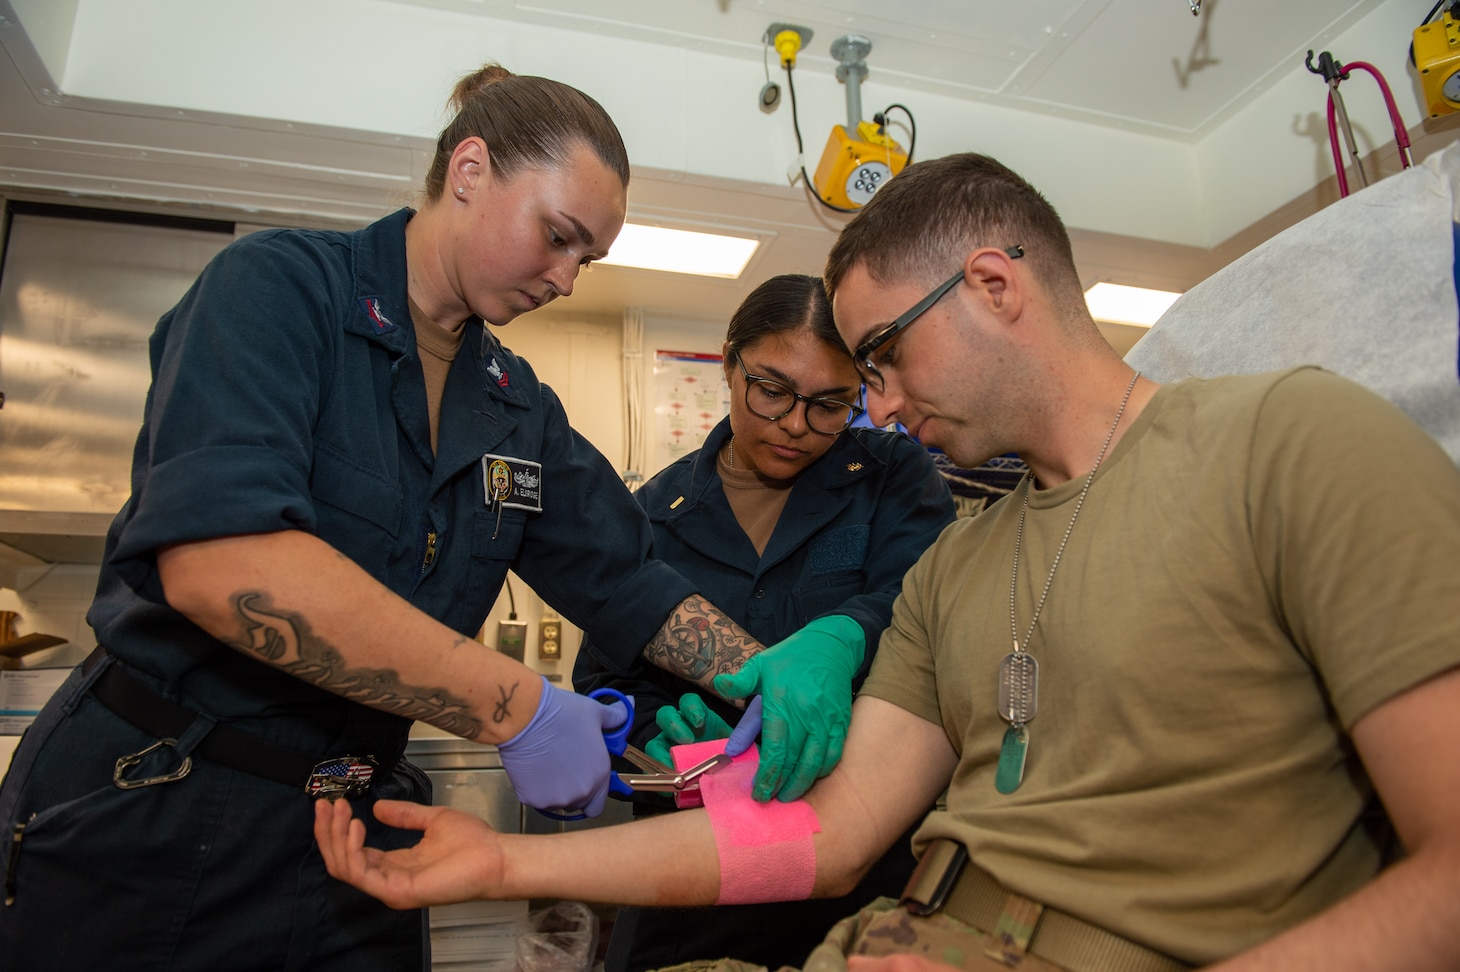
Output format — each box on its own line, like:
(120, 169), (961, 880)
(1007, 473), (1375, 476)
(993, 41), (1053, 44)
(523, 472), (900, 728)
(306, 756), (379, 798)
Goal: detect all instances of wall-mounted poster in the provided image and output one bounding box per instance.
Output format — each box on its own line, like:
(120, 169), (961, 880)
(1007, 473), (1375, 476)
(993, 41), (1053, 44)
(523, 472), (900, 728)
(653, 350), (729, 476)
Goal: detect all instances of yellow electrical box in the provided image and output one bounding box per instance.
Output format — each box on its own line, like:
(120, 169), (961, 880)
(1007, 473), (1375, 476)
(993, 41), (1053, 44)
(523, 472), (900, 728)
(812, 121), (909, 209)
(1414, 10), (1460, 118)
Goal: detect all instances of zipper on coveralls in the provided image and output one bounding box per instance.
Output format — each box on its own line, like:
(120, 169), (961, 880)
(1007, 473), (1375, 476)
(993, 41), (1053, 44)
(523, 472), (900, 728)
(5, 820), (25, 906)
(420, 529), (438, 574)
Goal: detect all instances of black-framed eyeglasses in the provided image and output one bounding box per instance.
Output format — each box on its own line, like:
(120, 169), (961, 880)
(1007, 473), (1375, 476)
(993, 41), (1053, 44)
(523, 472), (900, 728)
(735, 354), (864, 436)
(852, 245), (1025, 392)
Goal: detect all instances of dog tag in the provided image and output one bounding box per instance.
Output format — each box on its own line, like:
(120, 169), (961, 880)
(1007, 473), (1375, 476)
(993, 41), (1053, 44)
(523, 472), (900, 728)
(997, 651), (1039, 724)
(995, 725), (1029, 794)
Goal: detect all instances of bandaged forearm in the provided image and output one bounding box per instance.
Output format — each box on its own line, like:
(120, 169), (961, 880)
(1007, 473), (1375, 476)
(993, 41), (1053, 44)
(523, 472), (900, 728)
(672, 740), (821, 905)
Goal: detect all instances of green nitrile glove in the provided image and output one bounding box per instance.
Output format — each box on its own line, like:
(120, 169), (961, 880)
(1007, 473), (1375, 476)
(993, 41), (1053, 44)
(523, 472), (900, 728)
(712, 615), (865, 803)
(644, 693), (735, 768)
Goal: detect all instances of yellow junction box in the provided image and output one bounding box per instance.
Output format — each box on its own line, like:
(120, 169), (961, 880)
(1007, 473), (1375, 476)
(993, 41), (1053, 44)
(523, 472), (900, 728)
(812, 121), (909, 209)
(1414, 11), (1460, 118)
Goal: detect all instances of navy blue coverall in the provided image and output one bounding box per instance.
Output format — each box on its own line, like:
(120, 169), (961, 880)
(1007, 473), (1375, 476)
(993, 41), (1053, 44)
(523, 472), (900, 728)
(574, 416), (956, 972)
(0, 209), (694, 971)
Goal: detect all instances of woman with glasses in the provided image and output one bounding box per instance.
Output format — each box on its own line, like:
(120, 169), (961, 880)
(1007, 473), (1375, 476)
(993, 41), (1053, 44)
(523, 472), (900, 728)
(574, 273), (955, 972)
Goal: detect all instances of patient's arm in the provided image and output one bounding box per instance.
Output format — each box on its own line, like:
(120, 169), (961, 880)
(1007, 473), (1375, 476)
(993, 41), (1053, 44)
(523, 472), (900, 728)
(315, 695), (956, 909)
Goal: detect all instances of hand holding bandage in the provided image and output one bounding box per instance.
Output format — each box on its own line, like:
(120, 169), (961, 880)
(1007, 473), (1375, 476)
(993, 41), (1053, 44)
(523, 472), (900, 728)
(713, 615), (864, 802)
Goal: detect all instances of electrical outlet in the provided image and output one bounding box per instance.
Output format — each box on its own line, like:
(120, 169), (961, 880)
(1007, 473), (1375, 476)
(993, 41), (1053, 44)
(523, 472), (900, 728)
(496, 620), (527, 662)
(539, 618), (562, 660)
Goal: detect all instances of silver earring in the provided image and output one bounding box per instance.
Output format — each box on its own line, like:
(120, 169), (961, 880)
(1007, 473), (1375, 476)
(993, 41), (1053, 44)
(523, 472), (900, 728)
(456, 187), (465, 195)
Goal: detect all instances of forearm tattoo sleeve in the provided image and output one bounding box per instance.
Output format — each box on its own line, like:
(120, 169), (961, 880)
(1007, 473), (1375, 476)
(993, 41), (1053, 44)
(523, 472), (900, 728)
(644, 594), (763, 688)
(228, 591), (487, 740)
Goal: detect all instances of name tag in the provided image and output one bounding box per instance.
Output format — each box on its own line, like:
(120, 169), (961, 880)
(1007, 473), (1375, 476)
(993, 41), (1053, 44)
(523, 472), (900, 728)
(482, 454), (543, 512)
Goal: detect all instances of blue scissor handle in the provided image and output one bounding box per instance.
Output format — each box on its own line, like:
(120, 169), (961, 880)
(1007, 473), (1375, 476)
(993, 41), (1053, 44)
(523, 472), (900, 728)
(537, 689), (637, 819)
(588, 687), (634, 760)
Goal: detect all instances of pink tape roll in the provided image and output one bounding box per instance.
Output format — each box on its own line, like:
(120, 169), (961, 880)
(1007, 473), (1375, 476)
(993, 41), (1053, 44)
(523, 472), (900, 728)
(671, 740), (821, 904)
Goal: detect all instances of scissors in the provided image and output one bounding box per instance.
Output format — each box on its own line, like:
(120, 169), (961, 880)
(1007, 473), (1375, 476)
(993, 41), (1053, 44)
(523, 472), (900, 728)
(538, 688), (732, 821)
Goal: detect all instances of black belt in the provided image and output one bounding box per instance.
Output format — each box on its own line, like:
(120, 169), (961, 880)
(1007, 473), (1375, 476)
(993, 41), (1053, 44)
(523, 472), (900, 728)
(85, 648), (383, 799)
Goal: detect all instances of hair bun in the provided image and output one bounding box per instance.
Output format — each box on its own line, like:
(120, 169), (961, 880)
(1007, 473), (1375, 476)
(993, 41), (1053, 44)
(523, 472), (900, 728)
(449, 63), (517, 113)
(423, 61), (628, 200)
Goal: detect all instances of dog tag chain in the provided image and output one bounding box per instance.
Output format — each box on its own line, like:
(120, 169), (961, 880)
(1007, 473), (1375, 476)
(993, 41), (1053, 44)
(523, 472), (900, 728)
(997, 372), (1139, 794)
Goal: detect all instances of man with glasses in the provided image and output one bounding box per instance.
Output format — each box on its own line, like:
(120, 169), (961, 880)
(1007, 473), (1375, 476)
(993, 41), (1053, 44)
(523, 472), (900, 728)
(318, 155), (1460, 972)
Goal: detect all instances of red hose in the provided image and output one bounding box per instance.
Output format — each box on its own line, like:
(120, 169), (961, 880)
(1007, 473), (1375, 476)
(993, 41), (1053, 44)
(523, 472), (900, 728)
(1326, 59), (1414, 198)
(1342, 61), (1415, 168)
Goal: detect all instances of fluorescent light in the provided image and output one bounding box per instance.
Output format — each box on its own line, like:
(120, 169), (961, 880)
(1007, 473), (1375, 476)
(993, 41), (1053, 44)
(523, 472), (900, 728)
(599, 224), (759, 278)
(1084, 282), (1182, 328)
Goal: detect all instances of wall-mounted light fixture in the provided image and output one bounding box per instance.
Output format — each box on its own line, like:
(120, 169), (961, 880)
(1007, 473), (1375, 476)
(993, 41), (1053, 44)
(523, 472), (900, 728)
(1084, 282), (1182, 328)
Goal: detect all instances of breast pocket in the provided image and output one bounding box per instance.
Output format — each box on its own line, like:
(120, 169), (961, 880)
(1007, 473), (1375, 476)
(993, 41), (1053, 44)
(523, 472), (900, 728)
(471, 507), (528, 562)
(465, 506), (528, 604)
(310, 444), (403, 577)
(791, 524), (871, 622)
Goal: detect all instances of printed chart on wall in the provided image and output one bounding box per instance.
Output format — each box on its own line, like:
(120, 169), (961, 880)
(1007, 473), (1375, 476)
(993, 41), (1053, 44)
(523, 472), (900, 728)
(654, 350), (729, 474)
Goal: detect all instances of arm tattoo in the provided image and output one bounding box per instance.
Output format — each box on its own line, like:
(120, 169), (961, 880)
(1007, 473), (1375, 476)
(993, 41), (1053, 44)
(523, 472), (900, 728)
(644, 594), (762, 687)
(491, 682), (517, 724)
(229, 591), (485, 740)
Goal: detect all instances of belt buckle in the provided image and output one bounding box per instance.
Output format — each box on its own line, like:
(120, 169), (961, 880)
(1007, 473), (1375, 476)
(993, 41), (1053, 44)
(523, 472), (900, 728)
(901, 838), (969, 917)
(306, 755), (379, 800)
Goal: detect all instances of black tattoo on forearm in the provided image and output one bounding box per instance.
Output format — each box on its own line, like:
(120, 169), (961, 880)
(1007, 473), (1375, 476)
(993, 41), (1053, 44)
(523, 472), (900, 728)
(644, 594), (762, 687)
(492, 682), (517, 724)
(230, 592), (485, 740)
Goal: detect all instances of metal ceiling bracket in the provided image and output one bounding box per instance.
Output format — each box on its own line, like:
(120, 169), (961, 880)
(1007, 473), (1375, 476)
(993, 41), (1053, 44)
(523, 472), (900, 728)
(830, 34), (874, 133)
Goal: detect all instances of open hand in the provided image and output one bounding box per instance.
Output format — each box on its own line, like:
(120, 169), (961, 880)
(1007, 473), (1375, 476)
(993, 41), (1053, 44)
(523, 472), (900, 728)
(314, 798), (505, 910)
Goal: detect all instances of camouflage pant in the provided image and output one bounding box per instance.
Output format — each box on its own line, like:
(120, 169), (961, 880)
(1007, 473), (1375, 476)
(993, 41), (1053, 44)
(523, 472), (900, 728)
(654, 897), (1070, 972)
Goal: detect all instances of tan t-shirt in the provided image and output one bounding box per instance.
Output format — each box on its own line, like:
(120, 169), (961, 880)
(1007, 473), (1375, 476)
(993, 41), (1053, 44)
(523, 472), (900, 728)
(409, 299), (466, 453)
(863, 367), (1460, 965)
(717, 441), (794, 556)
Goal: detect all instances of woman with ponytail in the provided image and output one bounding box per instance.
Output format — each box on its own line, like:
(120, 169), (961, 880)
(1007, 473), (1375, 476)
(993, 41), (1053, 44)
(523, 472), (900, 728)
(0, 64), (751, 971)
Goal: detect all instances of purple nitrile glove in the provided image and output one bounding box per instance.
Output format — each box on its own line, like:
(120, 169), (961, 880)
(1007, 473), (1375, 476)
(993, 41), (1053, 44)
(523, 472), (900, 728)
(496, 675), (628, 817)
(724, 695), (763, 757)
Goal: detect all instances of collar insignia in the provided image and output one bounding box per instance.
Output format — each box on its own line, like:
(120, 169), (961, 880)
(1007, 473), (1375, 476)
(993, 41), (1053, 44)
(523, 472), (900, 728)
(358, 297), (397, 334)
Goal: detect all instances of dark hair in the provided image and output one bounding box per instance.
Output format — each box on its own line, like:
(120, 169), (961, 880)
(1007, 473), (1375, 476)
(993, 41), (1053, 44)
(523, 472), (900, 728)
(824, 153), (1086, 315)
(725, 274), (844, 357)
(424, 63), (630, 200)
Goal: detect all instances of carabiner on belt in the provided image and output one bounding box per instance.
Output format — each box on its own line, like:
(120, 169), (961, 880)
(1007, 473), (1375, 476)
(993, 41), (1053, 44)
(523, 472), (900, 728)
(113, 737), (193, 790)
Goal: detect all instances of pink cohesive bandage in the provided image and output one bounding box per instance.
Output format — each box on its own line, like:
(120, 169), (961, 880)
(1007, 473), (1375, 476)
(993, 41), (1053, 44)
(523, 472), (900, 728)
(671, 740), (821, 905)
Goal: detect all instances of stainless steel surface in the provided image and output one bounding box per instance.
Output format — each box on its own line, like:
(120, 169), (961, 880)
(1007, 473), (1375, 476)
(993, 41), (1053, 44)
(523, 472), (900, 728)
(0, 209), (234, 563)
(407, 736), (518, 834)
(406, 736), (504, 771)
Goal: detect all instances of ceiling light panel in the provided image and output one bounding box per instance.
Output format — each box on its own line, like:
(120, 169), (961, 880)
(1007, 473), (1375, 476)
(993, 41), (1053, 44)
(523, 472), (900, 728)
(599, 223), (760, 278)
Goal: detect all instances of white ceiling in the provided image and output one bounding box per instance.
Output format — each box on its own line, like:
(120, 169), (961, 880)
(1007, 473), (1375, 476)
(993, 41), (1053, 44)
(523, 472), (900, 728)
(0, 0), (1449, 332)
(390, 0), (1376, 139)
